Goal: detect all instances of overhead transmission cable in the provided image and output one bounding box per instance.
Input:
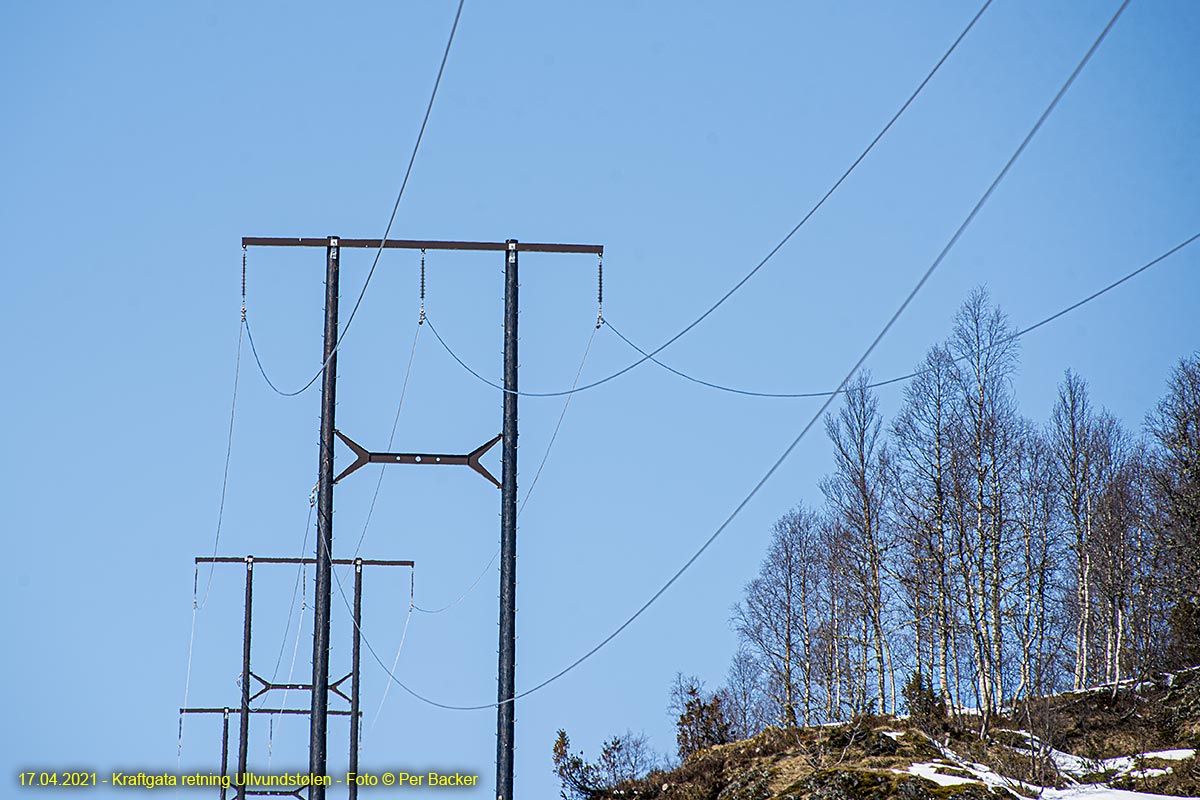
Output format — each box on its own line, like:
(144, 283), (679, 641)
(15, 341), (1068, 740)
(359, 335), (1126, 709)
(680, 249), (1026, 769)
(330, 0), (1132, 711)
(262, 503), (315, 768)
(198, 259), (247, 610)
(353, 322), (423, 558)
(328, 0), (1123, 714)
(189, 0), (465, 752)
(178, 567), (200, 767)
(182, 0), (468, 761)
(337, 248), (600, 615)
(365, 569), (416, 744)
(603, 230), (1200, 398)
(347, 265), (599, 734)
(413, 322), (601, 616)
(182, 264), (248, 762)
(422, 0), (993, 399)
(244, 0), (465, 397)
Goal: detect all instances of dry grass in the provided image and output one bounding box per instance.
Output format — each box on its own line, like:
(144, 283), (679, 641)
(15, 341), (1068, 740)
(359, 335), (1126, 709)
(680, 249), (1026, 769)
(589, 670), (1200, 800)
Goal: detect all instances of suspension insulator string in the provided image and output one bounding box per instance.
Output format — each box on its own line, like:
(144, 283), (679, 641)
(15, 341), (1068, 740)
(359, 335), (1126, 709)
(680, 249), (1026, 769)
(419, 249), (427, 325)
(241, 245), (248, 322)
(596, 253), (604, 328)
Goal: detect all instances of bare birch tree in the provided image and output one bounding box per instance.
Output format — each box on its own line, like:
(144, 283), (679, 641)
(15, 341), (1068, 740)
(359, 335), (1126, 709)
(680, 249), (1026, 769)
(822, 372), (896, 714)
(732, 505), (823, 726)
(892, 343), (960, 706)
(948, 288), (1019, 731)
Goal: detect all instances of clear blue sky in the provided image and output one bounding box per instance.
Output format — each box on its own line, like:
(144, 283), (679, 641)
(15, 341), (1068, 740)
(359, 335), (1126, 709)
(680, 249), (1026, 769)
(2, 2), (1197, 798)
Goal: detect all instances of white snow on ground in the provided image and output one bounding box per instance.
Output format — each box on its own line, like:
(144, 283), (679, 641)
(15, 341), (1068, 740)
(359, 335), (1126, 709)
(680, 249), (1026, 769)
(997, 730), (1194, 780)
(906, 762), (975, 786)
(1042, 785), (1200, 800)
(1143, 750), (1196, 761)
(897, 732), (1198, 799)
(1097, 750), (1195, 776)
(1128, 769), (1172, 779)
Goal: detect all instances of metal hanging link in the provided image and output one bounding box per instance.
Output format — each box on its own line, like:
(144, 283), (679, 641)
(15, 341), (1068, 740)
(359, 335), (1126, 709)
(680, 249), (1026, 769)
(596, 253), (604, 328)
(419, 248), (427, 325)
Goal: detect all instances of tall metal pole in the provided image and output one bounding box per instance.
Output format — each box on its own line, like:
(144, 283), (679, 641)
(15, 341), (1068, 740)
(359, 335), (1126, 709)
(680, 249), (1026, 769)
(348, 559), (363, 800)
(310, 236), (340, 799)
(496, 240), (519, 800)
(237, 559), (253, 800)
(220, 709), (230, 800)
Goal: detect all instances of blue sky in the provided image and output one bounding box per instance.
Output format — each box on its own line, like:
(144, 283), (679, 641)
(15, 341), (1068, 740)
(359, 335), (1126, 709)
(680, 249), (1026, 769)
(2, 2), (1197, 798)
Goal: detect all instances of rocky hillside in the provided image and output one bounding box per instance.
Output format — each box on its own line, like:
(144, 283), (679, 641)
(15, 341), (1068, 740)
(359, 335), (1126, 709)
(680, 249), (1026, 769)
(588, 668), (1200, 800)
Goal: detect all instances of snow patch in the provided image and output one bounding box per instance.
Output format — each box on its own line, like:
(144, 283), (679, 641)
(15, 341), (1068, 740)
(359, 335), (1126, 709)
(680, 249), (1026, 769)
(1041, 785), (1199, 800)
(906, 762), (975, 787)
(1141, 749), (1195, 761)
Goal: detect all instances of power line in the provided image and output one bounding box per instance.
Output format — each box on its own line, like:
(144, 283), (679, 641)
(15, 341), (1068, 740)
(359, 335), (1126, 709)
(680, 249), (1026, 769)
(353, 324), (423, 558)
(334, 0), (1131, 711)
(517, 323), (599, 515)
(423, 0), (993, 399)
(244, 0), (465, 398)
(365, 570), (415, 744)
(264, 506), (314, 767)
(413, 550), (496, 615)
(413, 322), (601, 616)
(200, 301), (245, 609)
(263, 505), (314, 698)
(602, 230), (1200, 398)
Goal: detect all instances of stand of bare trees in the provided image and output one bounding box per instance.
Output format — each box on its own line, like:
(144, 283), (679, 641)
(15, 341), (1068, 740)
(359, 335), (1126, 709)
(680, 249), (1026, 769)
(724, 288), (1200, 736)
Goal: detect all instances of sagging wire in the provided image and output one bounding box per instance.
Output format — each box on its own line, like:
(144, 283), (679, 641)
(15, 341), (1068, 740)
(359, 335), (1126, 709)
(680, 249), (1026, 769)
(353, 322), (423, 559)
(600, 233), (1200, 398)
(366, 569), (416, 744)
(264, 501), (314, 766)
(242, 0), (465, 398)
(178, 566), (200, 767)
(412, 321), (599, 615)
(331, 0), (1132, 711)
(198, 249), (247, 610)
(425, 0), (995, 400)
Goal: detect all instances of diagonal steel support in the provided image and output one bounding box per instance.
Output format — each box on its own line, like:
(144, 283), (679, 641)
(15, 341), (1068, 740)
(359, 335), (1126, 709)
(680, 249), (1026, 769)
(332, 429), (502, 488)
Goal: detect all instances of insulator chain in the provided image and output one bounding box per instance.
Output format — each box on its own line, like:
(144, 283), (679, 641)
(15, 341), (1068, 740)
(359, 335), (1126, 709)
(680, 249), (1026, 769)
(419, 249), (427, 325)
(596, 254), (604, 328)
(241, 246), (248, 322)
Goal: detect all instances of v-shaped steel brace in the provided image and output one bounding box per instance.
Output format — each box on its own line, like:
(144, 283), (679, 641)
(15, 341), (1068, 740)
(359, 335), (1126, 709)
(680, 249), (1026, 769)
(333, 429), (503, 488)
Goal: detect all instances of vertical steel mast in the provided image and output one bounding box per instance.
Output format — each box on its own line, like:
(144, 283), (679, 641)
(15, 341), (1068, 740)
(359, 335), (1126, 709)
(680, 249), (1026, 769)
(496, 240), (519, 800)
(310, 236), (340, 800)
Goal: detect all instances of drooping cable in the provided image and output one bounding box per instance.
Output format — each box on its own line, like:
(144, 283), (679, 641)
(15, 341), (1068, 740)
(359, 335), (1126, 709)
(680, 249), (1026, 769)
(518, 323), (598, 516)
(365, 570), (416, 744)
(413, 551), (497, 616)
(199, 253), (247, 609)
(330, 0), (1130, 711)
(424, 0), (994, 399)
(412, 322), (599, 615)
(264, 504), (314, 689)
(178, 566), (200, 767)
(340, 327), (600, 727)
(265, 502), (313, 765)
(353, 324), (423, 558)
(183, 263), (245, 755)
(601, 229), (1200, 398)
(244, 0), (465, 398)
